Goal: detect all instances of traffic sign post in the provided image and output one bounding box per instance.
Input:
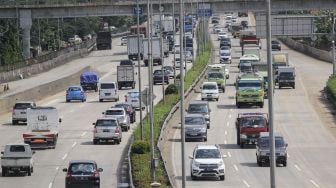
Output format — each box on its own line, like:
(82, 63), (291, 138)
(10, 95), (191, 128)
(198, 9), (212, 17)
(133, 7), (144, 16)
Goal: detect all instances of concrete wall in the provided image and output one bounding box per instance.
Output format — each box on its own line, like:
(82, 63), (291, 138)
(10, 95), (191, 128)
(0, 66), (90, 114)
(280, 38), (332, 63)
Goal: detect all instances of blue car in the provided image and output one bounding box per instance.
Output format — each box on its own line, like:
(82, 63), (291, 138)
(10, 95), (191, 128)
(66, 86), (86, 102)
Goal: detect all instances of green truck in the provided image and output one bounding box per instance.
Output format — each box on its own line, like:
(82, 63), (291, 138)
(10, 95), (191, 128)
(236, 73), (265, 108)
(207, 64), (227, 92)
(252, 63), (269, 99)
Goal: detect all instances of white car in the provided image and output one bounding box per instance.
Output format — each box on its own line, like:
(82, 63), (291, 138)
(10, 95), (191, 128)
(125, 91), (145, 111)
(219, 46), (231, 54)
(175, 57), (186, 69)
(189, 145), (226, 180)
(102, 107), (130, 131)
(121, 36), (127, 45)
(225, 66), (230, 79)
(185, 51), (193, 63)
(220, 52), (232, 64)
(217, 32), (228, 40)
(201, 82), (219, 101)
(99, 82), (119, 102)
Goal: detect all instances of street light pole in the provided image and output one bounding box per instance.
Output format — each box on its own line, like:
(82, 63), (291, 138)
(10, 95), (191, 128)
(172, 1), (176, 84)
(136, 0), (144, 140)
(266, 0), (276, 187)
(332, 14), (336, 75)
(159, 0), (165, 103)
(179, 0), (186, 187)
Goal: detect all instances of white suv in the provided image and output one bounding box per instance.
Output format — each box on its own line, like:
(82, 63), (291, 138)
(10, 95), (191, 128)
(189, 145), (226, 180)
(12, 101), (36, 125)
(201, 82), (219, 101)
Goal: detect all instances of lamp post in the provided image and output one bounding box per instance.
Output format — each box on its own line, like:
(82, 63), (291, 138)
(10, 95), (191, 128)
(172, 1), (176, 84)
(159, 1), (165, 103)
(331, 13), (336, 75)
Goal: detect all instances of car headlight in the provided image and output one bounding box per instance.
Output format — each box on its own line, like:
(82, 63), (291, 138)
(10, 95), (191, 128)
(218, 160), (225, 168)
(192, 161), (200, 168)
(260, 151), (267, 156)
(279, 151), (286, 156)
(201, 128), (207, 132)
(240, 134), (247, 139)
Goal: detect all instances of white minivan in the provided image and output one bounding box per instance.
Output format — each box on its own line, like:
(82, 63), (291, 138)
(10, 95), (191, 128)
(99, 82), (119, 102)
(201, 82), (219, 101)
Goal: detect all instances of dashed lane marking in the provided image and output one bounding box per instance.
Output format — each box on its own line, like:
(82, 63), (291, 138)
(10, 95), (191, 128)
(81, 132), (87, 137)
(233, 164), (239, 172)
(72, 142), (77, 148)
(294, 164), (301, 171)
(243, 180), (250, 187)
(227, 152), (231, 158)
(62, 153), (68, 160)
(48, 182), (53, 188)
(310, 180), (320, 188)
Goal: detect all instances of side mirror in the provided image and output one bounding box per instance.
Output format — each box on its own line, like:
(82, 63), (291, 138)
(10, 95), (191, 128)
(102, 112), (105, 114)
(185, 109), (188, 112)
(1, 151), (3, 154)
(32, 151), (36, 154)
(98, 168), (103, 172)
(59, 118), (62, 123)
(188, 155), (193, 159)
(92, 123), (96, 125)
(62, 168), (68, 172)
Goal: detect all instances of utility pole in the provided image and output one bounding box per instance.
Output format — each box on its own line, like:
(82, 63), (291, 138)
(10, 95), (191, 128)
(136, 0), (144, 140)
(331, 13), (336, 75)
(159, 0), (165, 103)
(266, 0), (276, 187)
(172, 1), (176, 84)
(179, 0), (186, 187)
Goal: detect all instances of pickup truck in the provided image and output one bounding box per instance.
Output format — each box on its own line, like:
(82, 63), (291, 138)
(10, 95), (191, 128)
(1, 143), (35, 176)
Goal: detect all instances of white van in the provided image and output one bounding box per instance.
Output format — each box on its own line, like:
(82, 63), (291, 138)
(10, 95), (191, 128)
(99, 82), (119, 102)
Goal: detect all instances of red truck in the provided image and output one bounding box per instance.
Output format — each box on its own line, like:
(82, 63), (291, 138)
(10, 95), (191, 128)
(236, 113), (268, 148)
(239, 30), (260, 47)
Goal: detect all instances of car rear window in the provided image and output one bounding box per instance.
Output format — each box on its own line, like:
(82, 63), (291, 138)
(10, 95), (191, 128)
(188, 104), (208, 113)
(120, 60), (133, 66)
(70, 163), (95, 174)
(14, 103), (33, 109)
(10, 145), (25, 152)
(101, 83), (115, 89)
(68, 87), (81, 92)
(106, 110), (124, 115)
(95, 119), (117, 127)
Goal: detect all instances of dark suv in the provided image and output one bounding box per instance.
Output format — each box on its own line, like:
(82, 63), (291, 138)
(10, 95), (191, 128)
(120, 59), (134, 66)
(272, 40), (281, 51)
(63, 160), (103, 188)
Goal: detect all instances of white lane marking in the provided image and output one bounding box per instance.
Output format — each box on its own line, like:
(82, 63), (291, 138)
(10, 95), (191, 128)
(44, 99), (60, 106)
(227, 152), (231, 158)
(310, 180), (320, 188)
(48, 182), (53, 188)
(224, 140), (227, 144)
(62, 153), (68, 160)
(243, 180), (251, 187)
(233, 164), (239, 172)
(81, 132), (87, 137)
(55, 167), (59, 171)
(229, 114), (232, 118)
(72, 142), (77, 148)
(224, 131), (227, 135)
(226, 122), (230, 127)
(69, 109), (74, 113)
(294, 164), (301, 171)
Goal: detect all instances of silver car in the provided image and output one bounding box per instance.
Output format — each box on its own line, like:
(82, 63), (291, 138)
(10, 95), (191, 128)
(93, 117), (122, 144)
(12, 101), (36, 125)
(103, 107), (130, 131)
(125, 91), (146, 111)
(185, 114), (207, 142)
(186, 100), (211, 129)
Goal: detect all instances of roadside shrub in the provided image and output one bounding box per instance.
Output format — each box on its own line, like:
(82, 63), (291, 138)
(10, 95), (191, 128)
(165, 84), (179, 95)
(131, 140), (150, 154)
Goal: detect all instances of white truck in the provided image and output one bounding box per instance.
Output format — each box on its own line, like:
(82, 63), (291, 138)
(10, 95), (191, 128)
(272, 52), (289, 69)
(277, 66), (295, 89)
(143, 37), (162, 66)
(1, 143), (35, 176)
(242, 44), (260, 58)
(117, 65), (135, 89)
(127, 34), (144, 60)
(22, 107), (61, 149)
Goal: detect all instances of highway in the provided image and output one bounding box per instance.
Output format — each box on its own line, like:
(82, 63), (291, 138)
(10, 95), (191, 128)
(0, 33), (192, 187)
(169, 14), (336, 188)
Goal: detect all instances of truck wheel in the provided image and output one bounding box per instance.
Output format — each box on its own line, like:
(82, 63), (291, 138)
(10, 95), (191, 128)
(12, 120), (17, 125)
(27, 167), (31, 176)
(115, 139), (120, 145)
(220, 175), (225, 181)
(260, 102), (264, 108)
(240, 142), (245, 148)
(2, 168), (7, 177)
(191, 173), (197, 180)
(93, 139), (98, 145)
(283, 161), (287, 167)
(99, 99), (103, 102)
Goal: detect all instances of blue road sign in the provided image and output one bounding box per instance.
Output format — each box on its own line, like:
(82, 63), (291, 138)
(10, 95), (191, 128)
(198, 9), (212, 17)
(133, 7), (144, 16)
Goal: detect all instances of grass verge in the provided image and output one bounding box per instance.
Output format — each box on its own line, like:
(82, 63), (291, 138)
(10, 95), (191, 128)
(326, 75), (336, 101)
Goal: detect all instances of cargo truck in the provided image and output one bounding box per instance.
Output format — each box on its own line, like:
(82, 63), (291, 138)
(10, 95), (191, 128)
(240, 30), (260, 47)
(117, 65), (135, 89)
(96, 31), (112, 50)
(127, 34), (144, 60)
(236, 73), (265, 108)
(143, 38), (162, 66)
(236, 113), (269, 148)
(272, 52), (289, 84)
(242, 44), (260, 58)
(23, 107), (61, 149)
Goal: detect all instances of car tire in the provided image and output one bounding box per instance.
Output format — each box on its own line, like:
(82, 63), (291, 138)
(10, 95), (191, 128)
(220, 175), (225, 181)
(12, 120), (17, 125)
(257, 159), (262, 167)
(115, 139), (120, 144)
(93, 139), (98, 145)
(293, 84), (295, 89)
(240, 142), (245, 148)
(283, 161), (287, 167)
(237, 135), (240, 145)
(133, 114), (136, 123)
(27, 167), (31, 176)
(66, 100), (70, 103)
(99, 99), (103, 102)
(201, 98), (204, 101)
(204, 137), (207, 142)
(260, 102), (264, 108)
(216, 98), (219, 101)
(191, 173), (197, 180)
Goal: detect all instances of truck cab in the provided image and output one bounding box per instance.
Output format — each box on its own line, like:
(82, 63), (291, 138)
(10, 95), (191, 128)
(236, 113), (268, 148)
(236, 73), (265, 108)
(239, 54), (260, 68)
(207, 64), (227, 92)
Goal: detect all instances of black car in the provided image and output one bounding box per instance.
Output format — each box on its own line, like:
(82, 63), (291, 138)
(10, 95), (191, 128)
(113, 103), (136, 123)
(272, 40), (281, 51)
(120, 59), (134, 66)
(220, 38), (231, 48)
(153, 70), (169, 85)
(63, 160), (103, 188)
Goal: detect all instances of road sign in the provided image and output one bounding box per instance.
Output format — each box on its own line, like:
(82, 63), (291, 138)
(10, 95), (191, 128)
(198, 9), (212, 17)
(133, 7), (143, 16)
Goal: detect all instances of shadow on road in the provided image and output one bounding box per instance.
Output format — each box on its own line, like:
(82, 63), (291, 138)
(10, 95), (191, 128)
(217, 104), (236, 109)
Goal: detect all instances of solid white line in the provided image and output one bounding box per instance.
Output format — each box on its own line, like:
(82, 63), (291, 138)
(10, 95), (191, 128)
(72, 142), (77, 148)
(81, 132), (87, 137)
(224, 140), (227, 144)
(48, 182), (53, 188)
(232, 101), (235, 105)
(287, 153), (290, 158)
(310, 180), (320, 188)
(226, 122), (230, 127)
(227, 152), (231, 158)
(294, 164), (301, 171)
(69, 109), (74, 113)
(62, 153), (68, 160)
(233, 164), (239, 172)
(243, 180), (250, 187)
(55, 167), (59, 171)
(224, 131), (227, 135)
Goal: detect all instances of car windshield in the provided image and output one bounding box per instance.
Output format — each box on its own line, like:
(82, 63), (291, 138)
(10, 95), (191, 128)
(221, 46), (230, 50)
(240, 116), (266, 128)
(100, 83), (115, 89)
(95, 119), (117, 127)
(221, 53), (230, 56)
(203, 84), (217, 90)
(163, 66), (173, 71)
(195, 149), (221, 159)
(185, 117), (205, 125)
(208, 72), (224, 79)
(272, 41), (279, 44)
(238, 81), (262, 89)
(68, 87), (81, 92)
(259, 137), (285, 149)
(10, 145), (25, 152)
(128, 92), (139, 98)
(279, 72), (294, 79)
(105, 110), (124, 115)
(70, 163), (95, 175)
(240, 59), (258, 64)
(188, 104), (208, 113)
(14, 103), (32, 109)
(154, 70), (163, 75)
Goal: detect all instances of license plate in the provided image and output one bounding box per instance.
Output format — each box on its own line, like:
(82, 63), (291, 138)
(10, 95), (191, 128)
(21, 112), (26, 114)
(80, 177), (88, 180)
(103, 129), (109, 132)
(33, 139), (45, 143)
(207, 95), (212, 97)
(132, 100), (138, 102)
(105, 93), (111, 96)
